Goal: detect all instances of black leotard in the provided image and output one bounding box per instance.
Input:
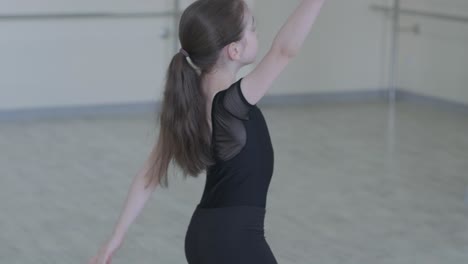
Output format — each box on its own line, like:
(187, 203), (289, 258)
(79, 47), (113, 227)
(184, 78), (278, 263)
(198, 77), (275, 208)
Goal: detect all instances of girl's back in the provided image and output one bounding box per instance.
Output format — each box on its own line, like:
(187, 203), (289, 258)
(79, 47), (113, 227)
(198, 78), (275, 209)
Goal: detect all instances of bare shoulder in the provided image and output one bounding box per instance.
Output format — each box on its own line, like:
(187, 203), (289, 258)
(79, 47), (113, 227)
(241, 48), (293, 105)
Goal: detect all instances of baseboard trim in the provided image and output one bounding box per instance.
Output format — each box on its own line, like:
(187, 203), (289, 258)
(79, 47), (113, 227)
(258, 89), (389, 106)
(0, 102), (160, 122)
(397, 89), (468, 114)
(1, 88), (466, 122)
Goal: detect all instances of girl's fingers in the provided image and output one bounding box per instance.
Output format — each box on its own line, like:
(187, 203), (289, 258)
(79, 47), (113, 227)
(106, 254), (112, 264)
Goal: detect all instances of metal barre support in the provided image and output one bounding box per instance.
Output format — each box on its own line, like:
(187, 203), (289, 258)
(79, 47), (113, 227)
(370, 4), (468, 24)
(0, 11), (182, 21)
(388, 0), (400, 103)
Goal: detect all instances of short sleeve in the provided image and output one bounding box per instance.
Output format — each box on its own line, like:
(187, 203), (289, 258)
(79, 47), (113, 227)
(222, 78), (255, 121)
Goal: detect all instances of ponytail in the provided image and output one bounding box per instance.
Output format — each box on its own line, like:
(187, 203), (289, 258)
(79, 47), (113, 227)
(143, 51), (214, 189)
(142, 0), (247, 189)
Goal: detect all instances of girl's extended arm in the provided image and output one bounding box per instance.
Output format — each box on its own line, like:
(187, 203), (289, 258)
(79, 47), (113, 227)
(110, 156), (157, 242)
(273, 0), (326, 57)
(243, 0), (327, 105)
(89, 155), (158, 264)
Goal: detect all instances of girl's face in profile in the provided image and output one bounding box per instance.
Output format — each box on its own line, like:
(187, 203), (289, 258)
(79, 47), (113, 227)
(239, 6), (259, 65)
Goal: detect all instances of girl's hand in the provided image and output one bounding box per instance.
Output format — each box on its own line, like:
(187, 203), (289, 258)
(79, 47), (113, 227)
(88, 237), (122, 264)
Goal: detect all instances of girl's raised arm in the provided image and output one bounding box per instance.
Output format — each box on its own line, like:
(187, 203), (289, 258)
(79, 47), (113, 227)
(242, 0), (327, 105)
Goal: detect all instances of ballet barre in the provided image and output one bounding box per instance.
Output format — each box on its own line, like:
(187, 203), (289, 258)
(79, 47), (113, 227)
(0, 11), (182, 21)
(370, 4), (468, 24)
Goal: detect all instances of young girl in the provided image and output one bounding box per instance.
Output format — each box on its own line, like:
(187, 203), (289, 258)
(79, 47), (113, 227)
(89, 0), (325, 263)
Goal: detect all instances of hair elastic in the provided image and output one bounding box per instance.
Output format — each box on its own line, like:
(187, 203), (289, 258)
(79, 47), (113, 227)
(179, 48), (201, 75)
(179, 48), (189, 57)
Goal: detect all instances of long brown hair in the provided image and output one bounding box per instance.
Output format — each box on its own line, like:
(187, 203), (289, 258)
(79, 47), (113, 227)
(144, 0), (247, 189)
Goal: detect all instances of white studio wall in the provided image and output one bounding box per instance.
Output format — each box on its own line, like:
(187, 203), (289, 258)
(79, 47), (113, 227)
(1, 0), (466, 113)
(397, 0), (468, 104)
(0, 1), (176, 111)
(0, 0), (389, 112)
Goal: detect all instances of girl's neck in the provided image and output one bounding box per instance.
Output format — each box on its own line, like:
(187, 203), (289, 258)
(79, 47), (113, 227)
(201, 65), (240, 99)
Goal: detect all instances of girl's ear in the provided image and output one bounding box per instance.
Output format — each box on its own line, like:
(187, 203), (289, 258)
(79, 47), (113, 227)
(227, 42), (242, 61)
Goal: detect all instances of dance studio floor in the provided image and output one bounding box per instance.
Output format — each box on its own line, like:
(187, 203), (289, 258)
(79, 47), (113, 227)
(1, 101), (467, 263)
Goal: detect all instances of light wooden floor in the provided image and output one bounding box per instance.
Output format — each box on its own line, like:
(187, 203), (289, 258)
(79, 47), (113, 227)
(1, 101), (467, 263)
